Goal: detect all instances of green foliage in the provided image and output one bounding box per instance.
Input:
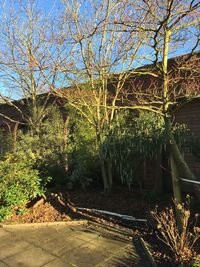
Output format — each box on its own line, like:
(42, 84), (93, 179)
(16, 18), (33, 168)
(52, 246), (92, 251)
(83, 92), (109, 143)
(101, 111), (165, 185)
(13, 107), (69, 185)
(0, 130), (12, 160)
(68, 110), (101, 189)
(101, 111), (189, 185)
(11, 105), (101, 190)
(192, 257), (200, 267)
(0, 107), (70, 220)
(0, 159), (45, 221)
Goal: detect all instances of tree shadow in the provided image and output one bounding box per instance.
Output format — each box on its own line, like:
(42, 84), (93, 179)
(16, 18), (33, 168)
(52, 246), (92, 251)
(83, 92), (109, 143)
(80, 221), (146, 267)
(29, 193), (149, 266)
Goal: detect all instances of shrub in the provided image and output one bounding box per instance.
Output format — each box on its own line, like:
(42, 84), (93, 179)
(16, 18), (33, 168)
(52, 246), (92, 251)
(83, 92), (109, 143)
(68, 110), (101, 189)
(0, 159), (46, 221)
(151, 199), (200, 265)
(69, 153), (101, 189)
(192, 257), (200, 267)
(101, 111), (190, 187)
(0, 130), (12, 160)
(12, 107), (70, 186)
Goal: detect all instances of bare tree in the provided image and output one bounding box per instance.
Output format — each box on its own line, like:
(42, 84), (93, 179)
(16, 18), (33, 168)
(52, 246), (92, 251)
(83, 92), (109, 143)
(0, 0), (68, 134)
(55, 0), (147, 192)
(114, 0), (200, 202)
(57, 0), (200, 199)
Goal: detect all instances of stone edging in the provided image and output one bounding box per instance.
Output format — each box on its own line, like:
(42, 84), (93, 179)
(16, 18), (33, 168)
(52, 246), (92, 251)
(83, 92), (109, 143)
(133, 234), (157, 267)
(0, 220), (88, 229)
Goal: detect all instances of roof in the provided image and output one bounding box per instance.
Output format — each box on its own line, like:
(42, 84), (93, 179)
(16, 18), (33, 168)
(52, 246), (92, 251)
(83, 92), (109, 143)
(0, 52), (199, 126)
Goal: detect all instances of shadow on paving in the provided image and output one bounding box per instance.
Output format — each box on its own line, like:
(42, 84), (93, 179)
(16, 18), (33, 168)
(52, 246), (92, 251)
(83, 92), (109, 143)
(0, 222), (145, 267)
(43, 193), (147, 266)
(102, 249), (143, 267)
(73, 222), (145, 267)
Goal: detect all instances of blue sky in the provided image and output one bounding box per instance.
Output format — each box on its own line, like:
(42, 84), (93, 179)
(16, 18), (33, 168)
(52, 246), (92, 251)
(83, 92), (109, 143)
(0, 0), (199, 100)
(0, 0), (64, 100)
(38, 0), (62, 13)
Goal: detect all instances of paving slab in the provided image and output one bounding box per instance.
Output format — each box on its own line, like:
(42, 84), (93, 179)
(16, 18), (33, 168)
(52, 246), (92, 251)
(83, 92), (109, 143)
(3, 247), (56, 267)
(0, 223), (144, 267)
(0, 260), (9, 267)
(42, 258), (73, 267)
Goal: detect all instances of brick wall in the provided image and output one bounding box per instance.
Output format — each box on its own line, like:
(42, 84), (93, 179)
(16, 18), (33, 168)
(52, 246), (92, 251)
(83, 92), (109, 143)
(175, 99), (200, 179)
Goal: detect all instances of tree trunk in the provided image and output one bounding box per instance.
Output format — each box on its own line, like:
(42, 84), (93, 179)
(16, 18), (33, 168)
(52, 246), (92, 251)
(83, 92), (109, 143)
(170, 155), (182, 204)
(100, 157), (110, 193)
(107, 159), (113, 189)
(62, 117), (70, 174)
(97, 130), (113, 193)
(13, 122), (19, 153)
(165, 117), (200, 201)
(153, 150), (163, 195)
(170, 155), (183, 232)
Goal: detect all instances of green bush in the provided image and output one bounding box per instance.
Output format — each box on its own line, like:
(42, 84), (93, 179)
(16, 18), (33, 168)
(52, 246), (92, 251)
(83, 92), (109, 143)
(192, 258), (200, 267)
(0, 130), (12, 160)
(12, 108), (70, 186)
(69, 153), (101, 189)
(101, 111), (190, 186)
(68, 111), (101, 189)
(0, 159), (46, 221)
(101, 111), (165, 185)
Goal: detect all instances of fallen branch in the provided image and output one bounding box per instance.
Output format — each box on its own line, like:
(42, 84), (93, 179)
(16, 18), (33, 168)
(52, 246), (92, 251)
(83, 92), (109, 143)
(32, 197), (45, 209)
(76, 207), (147, 222)
(180, 178), (200, 185)
(57, 192), (147, 224)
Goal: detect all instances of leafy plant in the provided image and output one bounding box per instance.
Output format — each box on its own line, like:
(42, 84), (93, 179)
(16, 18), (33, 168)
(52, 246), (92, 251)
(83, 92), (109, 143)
(151, 198), (199, 265)
(0, 130), (12, 160)
(68, 110), (101, 189)
(101, 111), (165, 185)
(11, 107), (70, 186)
(192, 257), (200, 267)
(0, 159), (46, 221)
(101, 111), (190, 186)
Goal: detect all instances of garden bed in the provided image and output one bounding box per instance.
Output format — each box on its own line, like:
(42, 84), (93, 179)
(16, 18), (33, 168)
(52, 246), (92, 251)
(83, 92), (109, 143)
(4, 186), (156, 224)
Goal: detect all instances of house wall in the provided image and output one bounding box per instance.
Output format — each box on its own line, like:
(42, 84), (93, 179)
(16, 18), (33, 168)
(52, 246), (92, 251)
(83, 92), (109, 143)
(175, 99), (200, 179)
(175, 99), (200, 136)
